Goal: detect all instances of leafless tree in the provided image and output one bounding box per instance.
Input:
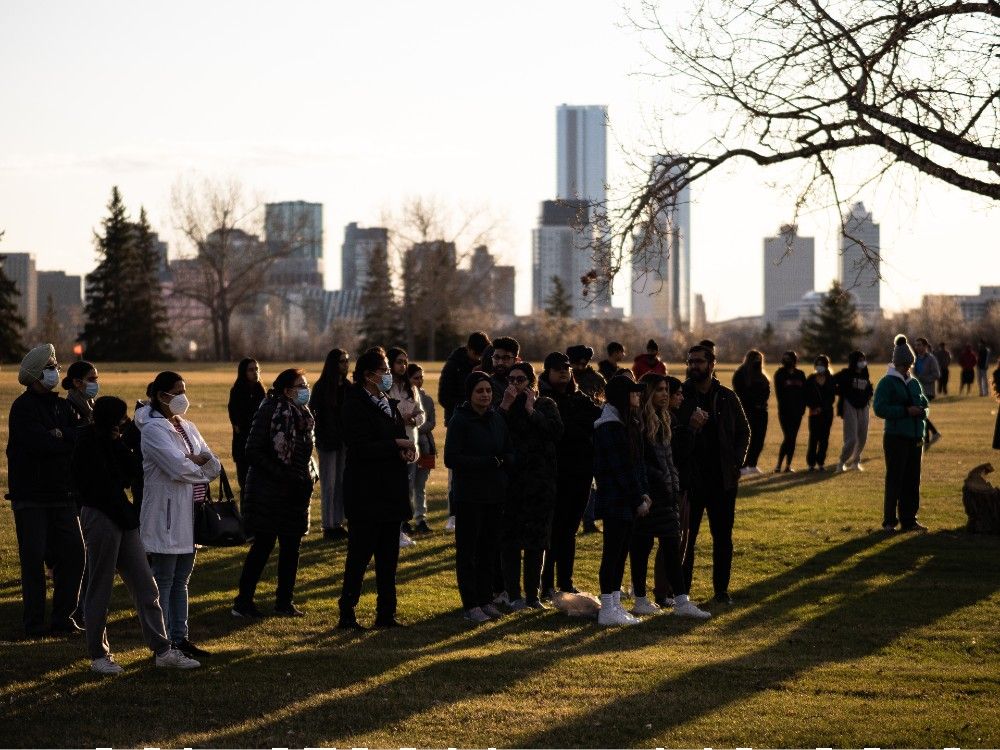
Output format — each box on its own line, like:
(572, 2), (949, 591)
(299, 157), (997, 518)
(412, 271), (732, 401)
(169, 177), (304, 361)
(616, 0), (1000, 286)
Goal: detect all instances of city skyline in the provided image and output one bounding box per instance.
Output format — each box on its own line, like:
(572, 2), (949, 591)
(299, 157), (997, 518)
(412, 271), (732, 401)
(1, 2), (997, 322)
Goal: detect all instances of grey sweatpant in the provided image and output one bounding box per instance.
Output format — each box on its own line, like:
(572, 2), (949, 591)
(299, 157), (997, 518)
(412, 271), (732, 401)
(80, 506), (171, 660)
(839, 404), (870, 467)
(318, 448), (347, 530)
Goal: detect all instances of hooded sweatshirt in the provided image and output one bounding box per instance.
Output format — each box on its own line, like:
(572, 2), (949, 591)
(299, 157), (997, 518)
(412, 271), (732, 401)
(873, 366), (928, 441)
(834, 357), (874, 412)
(592, 404), (648, 521)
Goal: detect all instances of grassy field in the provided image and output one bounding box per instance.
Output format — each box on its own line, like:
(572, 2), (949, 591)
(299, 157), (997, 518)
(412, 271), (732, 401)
(1, 360), (999, 748)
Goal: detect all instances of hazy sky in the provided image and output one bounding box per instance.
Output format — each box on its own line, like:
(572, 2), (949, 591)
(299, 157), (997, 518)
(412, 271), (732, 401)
(1, 1), (996, 321)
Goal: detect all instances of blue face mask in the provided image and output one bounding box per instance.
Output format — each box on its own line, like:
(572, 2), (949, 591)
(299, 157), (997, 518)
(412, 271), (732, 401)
(295, 386), (310, 406)
(40, 368), (59, 390)
(379, 373), (393, 392)
(85, 382), (100, 399)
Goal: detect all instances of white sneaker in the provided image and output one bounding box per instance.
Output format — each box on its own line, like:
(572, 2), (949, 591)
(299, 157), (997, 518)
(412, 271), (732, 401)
(90, 656), (123, 675)
(399, 531), (416, 548)
(837, 462), (846, 472)
(444, 515), (456, 532)
(751, 466), (763, 475)
(508, 598), (527, 611)
(631, 596), (661, 616)
(482, 603), (502, 618)
(855, 462), (865, 472)
(673, 595), (712, 619)
(612, 590), (639, 623)
(492, 591), (510, 607)
(464, 607), (490, 623)
(155, 648), (200, 669)
(739, 466), (752, 477)
(598, 594), (639, 626)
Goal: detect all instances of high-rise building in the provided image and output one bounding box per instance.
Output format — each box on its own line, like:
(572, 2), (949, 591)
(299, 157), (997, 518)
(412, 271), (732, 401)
(840, 202), (880, 320)
(37, 270), (82, 317)
(2, 252), (37, 330)
(630, 156), (691, 330)
(556, 104), (607, 205)
(265, 201), (324, 288)
(693, 293), (707, 332)
(532, 199), (595, 319)
(763, 225), (815, 325)
(341, 222), (389, 294)
(461, 245), (516, 317)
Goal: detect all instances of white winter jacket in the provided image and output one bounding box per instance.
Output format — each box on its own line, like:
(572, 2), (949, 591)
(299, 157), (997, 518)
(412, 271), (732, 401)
(136, 405), (222, 554)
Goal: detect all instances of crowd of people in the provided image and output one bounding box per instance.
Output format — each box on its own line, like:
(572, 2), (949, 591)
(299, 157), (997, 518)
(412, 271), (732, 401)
(5, 331), (1000, 673)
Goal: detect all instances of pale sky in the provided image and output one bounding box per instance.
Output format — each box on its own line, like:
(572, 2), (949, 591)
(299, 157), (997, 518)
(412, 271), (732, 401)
(1, 1), (996, 321)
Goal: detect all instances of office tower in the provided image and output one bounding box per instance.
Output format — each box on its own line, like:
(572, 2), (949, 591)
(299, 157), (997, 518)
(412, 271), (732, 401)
(463, 245), (516, 317)
(532, 199), (595, 319)
(2, 252), (37, 330)
(556, 104), (608, 205)
(37, 270), (82, 318)
(840, 202), (880, 318)
(341, 222), (389, 294)
(763, 225), (815, 324)
(693, 293), (707, 332)
(630, 156), (691, 330)
(265, 201), (324, 288)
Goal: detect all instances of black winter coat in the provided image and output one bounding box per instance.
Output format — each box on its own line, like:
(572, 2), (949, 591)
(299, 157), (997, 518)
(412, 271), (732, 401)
(732, 366), (770, 413)
(501, 394), (563, 550)
(5, 389), (79, 508)
(633, 426), (682, 538)
(539, 378), (601, 480)
(677, 379), (750, 492)
(805, 373), (837, 418)
(310, 379), (350, 451)
(72, 426), (139, 530)
(444, 403), (514, 504)
(341, 385), (411, 524)
(438, 346), (480, 423)
(243, 396), (315, 537)
(228, 382), (265, 464)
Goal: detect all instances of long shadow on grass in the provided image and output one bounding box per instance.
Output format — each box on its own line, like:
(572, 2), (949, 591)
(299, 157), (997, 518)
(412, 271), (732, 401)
(738, 468), (840, 496)
(515, 529), (1000, 748)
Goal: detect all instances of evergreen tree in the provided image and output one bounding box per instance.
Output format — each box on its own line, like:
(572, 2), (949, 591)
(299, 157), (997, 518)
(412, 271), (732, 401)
(0, 242), (27, 364)
(358, 240), (402, 351)
(544, 275), (574, 319)
(799, 280), (866, 361)
(82, 188), (171, 360)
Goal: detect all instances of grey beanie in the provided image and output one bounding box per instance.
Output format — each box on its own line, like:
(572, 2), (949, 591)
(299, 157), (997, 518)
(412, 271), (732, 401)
(18, 343), (55, 386)
(891, 334), (915, 369)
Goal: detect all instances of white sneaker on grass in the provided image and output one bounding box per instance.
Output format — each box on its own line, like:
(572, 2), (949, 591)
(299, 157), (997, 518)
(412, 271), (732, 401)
(444, 515), (456, 532)
(611, 591), (640, 623)
(508, 598), (527, 611)
(673, 595), (712, 619)
(482, 603), (502, 618)
(90, 656), (123, 675)
(492, 591), (510, 607)
(631, 596), (661, 616)
(155, 648), (200, 669)
(598, 594), (639, 626)
(399, 531), (416, 549)
(464, 607), (490, 623)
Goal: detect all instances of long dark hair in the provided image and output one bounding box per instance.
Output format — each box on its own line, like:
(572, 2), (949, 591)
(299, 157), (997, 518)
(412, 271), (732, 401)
(146, 371), (183, 418)
(317, 348), (349, 405)
(605, 376), (642, 462)
(404, 362), (423, 401)
(93, 395), (127, 437)
(270, 368), (305, 399)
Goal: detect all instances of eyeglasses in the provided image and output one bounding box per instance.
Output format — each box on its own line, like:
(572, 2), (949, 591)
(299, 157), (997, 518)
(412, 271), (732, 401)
(686, 358), (707, 365)
(508, 375), (528, 384)
(44, 364), (61, 372)
(493, 353), (515, 362)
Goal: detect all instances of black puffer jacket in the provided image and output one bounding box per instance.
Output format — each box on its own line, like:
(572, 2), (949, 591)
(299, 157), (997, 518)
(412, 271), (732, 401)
(243, 395), (315, 536)
(444, 403), (514, 504)
(72, 425), (139, 530)
(633, 424), (682, 538)
(5, 389), (79, 508)
(310, 379), (350, 451)
(539, 377), (601, 480)
(341, 385), (411, 524)
(501, 395), (564, 550)
(438, 346), (479, 424)
(733, 366), (770, 413)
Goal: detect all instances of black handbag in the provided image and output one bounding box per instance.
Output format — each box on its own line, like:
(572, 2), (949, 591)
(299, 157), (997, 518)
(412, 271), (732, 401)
(193, 467), (247, 546)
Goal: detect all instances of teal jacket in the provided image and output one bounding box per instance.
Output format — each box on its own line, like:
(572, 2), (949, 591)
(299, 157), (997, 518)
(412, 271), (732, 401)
(873, 367), (929, 441)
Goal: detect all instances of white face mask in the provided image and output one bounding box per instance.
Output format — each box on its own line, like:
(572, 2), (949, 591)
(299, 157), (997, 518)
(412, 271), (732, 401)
(165, 393), (190, 416)
(858, 360), (868, 370)
(816, 366), (827, 374)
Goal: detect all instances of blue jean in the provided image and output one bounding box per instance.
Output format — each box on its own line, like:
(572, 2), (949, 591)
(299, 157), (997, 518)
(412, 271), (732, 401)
(408, 463), (430, 520)
(148, 551), (196, 643)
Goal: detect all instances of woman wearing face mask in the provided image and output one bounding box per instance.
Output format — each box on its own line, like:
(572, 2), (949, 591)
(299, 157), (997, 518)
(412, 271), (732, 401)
(311, 349), (352, 540)
(135, 371), (221, 658)
(336, 347), (414, 630)
(773, 350), (807, 473)
(804, 355), (837, 472)
(233, 368), (316, 618)
(63, 360), (100, 424)
(834, 351), (874, 472)
(497, 362), (563, 610)
(630, 374), (711, 619)
(593, 375), (651, 626)
(227, 357), (265, 489)
(732, 350), (770, 475)
(74, 396), (200, 673)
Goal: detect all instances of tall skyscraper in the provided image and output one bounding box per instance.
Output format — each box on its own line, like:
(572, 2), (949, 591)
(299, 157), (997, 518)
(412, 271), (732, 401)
(462, 245), (516, 317)
(2, 252), (37, 330)
(556, 104), (608, 205)
(840, 202), (880, 318)
(265, 201), (323, 288)
(341, 222), (388, 294)
(763, 225), (815, 324)
(630, 156), (691, 330)
(532, 199), (595, 319)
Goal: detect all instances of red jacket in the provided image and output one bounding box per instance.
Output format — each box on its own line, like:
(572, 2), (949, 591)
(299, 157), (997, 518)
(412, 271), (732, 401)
(958, 348), (978, 370)
(632, 354), (667, 380)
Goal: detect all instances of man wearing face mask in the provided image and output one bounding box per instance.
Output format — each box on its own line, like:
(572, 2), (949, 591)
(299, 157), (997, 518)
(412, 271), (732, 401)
(804, 355), (837, 471)
(676, 344), (750, 605)
(834, 351), (874, 472)
(6, 343), (85, 637)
